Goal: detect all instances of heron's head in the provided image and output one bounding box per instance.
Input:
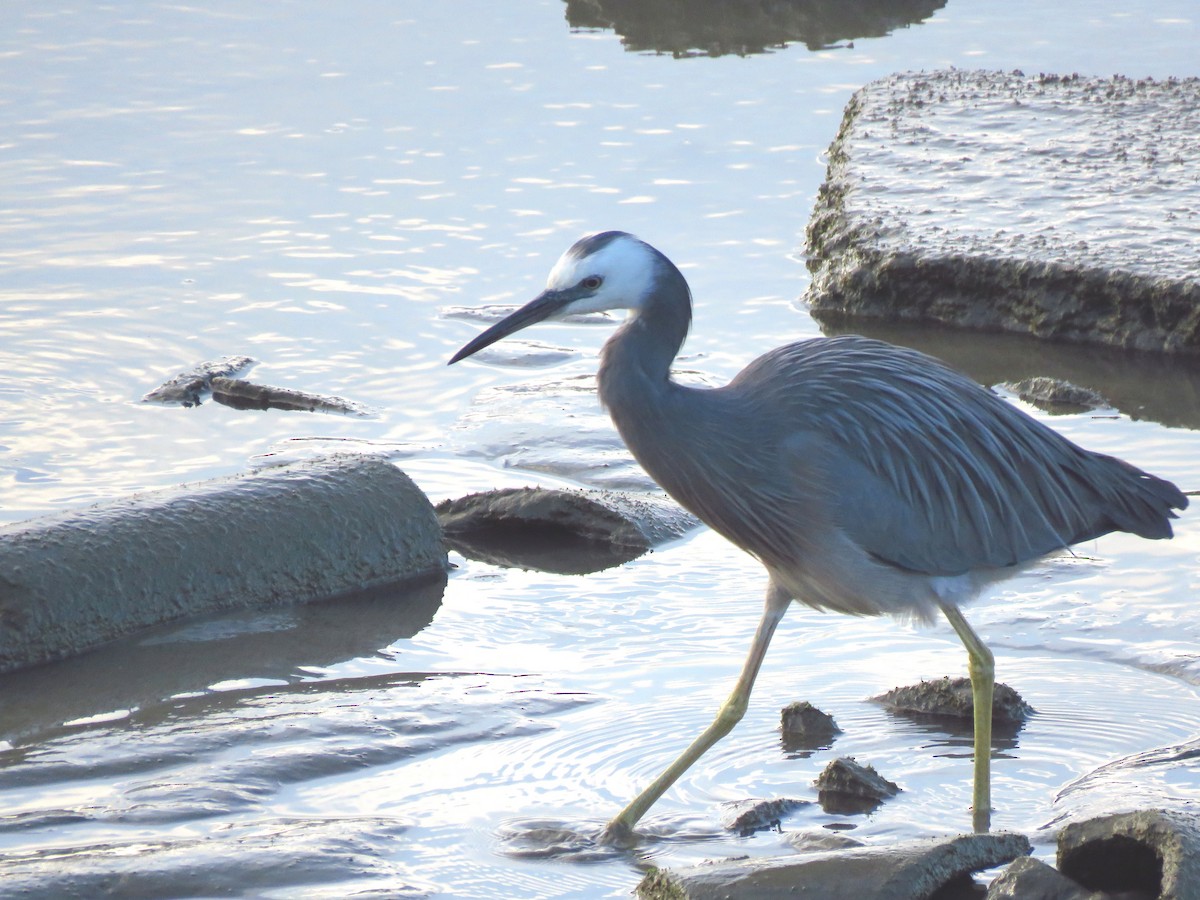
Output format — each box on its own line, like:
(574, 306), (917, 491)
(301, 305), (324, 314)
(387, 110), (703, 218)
(449, 231), (668, 364)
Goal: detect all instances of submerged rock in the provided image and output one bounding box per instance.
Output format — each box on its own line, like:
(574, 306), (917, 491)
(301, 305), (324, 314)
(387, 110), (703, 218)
(806, 70), (1200, 355)
(720, 798), (810, 836)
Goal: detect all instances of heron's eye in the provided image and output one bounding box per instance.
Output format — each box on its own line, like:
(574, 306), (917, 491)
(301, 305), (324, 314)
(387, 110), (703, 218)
(581, 275), (603, 291)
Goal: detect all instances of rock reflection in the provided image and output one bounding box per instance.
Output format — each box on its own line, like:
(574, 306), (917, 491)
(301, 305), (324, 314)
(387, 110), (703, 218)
(0, 574), (446, 744)
(563, 0), (946, 57)
(445, 527), (644, 575)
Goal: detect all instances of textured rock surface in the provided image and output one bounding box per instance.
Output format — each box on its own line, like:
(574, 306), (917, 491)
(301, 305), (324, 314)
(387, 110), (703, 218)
(0, 455), (445, 673)
(637, 832), (1031, 899)
(720, 798), (810, 835)
(814, 757), (901, 815)
(780, 700), (841, 752)
(874, 676), (1034, 723)
(1001, 376), (1110, 413)
(806, 70), (1200, 354)
(436, 486), (701, 573)
(1058, 808), (1200, 899)
(985, 856), (1096, 900)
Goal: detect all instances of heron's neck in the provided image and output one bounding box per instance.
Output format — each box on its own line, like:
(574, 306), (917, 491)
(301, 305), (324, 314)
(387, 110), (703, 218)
(595, 262), (691, 400)
(597, 291), (690, 415)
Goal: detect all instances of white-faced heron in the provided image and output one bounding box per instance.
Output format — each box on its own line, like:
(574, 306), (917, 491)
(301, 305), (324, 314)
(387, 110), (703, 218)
(449, 231), (1188, 842)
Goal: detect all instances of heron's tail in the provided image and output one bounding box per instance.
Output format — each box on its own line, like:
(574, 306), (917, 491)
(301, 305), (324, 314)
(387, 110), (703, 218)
(1084, 454), (1188, 541)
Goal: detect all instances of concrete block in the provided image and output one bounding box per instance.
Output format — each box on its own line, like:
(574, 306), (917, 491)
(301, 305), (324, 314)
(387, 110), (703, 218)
(806, 70), (1200, 354)
(0, 455), (446, 673)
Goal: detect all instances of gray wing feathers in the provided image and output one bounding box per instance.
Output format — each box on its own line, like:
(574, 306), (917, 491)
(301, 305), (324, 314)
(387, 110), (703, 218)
(731, 336), (1186, 577)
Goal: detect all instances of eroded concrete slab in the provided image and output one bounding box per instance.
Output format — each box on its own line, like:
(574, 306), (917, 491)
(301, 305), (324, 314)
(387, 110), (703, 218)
(0, 455), (446, 673)
(806, 70), (1200, 354)
(637, 832), (1031, 899)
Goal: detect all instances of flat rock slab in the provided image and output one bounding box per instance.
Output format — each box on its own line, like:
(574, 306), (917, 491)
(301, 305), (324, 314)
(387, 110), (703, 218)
(0, 455), (446, 674)
(806, 70), (1200, 354)
(637, 831), (1031, 900)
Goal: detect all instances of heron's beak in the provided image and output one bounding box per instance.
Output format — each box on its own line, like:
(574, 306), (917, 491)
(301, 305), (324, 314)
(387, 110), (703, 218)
(448, 288), (574, 364)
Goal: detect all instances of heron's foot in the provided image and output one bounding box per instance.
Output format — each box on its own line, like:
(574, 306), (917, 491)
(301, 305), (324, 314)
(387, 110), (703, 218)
(971, 804), (992, 834)
(598, 817), (638, 847)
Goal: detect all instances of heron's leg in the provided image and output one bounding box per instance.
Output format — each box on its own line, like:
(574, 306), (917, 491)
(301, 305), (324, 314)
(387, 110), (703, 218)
(940, 602), (994, 834)
(601, 583), (791, 845)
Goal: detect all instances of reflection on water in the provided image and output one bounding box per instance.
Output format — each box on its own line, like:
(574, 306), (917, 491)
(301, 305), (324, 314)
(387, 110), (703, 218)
(2, 0), (1199, 896)
(0, 576), (446, 744)
(820, 317), (1200, 430)
(566, 0), (947, 56)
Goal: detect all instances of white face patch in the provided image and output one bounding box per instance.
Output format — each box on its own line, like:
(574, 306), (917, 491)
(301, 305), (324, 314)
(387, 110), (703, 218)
(544, 233), (659, 316)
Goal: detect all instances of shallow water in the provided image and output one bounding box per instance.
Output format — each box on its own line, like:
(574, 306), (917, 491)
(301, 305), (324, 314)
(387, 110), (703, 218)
(2, 1), (1199, 897)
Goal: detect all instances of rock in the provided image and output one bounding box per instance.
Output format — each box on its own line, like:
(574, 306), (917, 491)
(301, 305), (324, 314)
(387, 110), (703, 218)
(806, 70), (1200, 355)
(720, 798), (810, 835)
(1053, 739), (1200, 824)
(781, 830), (864, 853)
(780, 700), (841, 753)
(1001, 377), (1110, 413)
(636, 831), (1031, 899)
(985, 856), (1097, 900)
(873, 677), (1033, 724)
(0, 455), (446, 674)
(436, 487), (701, 574)
(814, 757), (900, 815)
(210, 377), (375, 416)
(1057, 808), (1200, 900)
(142, 355), (257, 406)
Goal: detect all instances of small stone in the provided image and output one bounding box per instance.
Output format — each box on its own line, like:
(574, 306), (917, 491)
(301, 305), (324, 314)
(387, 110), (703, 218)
(814, 757), (899, 815)
(780, 701), (841, 753)
(782, 830), (865, 853)
(720, 798), (810, 835)
(1002, 376), (1110, 413)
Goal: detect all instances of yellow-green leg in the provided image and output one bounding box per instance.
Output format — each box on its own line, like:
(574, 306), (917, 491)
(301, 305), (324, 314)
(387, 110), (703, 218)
(940, 602), (995, 834)
(600, 584), (791, 845)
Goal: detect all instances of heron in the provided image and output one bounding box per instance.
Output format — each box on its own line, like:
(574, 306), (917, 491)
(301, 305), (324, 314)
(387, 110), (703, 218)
(448, 231), (1187, 842)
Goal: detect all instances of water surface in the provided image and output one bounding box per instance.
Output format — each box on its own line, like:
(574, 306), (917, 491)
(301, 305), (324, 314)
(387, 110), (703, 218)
(1, 1), (1198, 897)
